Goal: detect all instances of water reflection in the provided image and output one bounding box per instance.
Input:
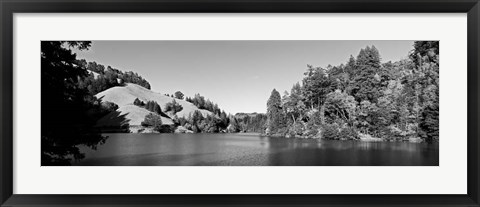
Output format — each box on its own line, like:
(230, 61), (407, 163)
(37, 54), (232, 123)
(75, 133), (439, 166)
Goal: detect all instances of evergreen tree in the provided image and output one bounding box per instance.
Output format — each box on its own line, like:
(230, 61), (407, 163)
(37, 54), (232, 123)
(133, 98), (144, 106)
(345, 55), (356, 81)
(266, 89), (286, 134)
(411, 41), (439, 142)
(351, 46), (383, 103)
(153, 102), (162, 114)
(41, 41), (108, 165)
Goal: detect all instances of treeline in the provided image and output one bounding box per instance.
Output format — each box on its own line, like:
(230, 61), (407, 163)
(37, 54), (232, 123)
(175, 97), (267, 133)
(170, 93), (232, 133)
(76, 59), (151, 95)
(266, 41), (439, 142)
(174, 111), (230, 133)
(229, 113), (268, 133)
(185, 94), (222, 115)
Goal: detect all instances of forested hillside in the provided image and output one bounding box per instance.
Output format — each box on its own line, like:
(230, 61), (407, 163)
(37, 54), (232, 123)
(265, 41), (439, 142)
(76, 59), (151, 95)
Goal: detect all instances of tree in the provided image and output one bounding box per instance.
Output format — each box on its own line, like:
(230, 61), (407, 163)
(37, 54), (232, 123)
(266, 89), (286, 134)
(411, 41), (439, 142)
(302, 65), (334, 124)
(351, 46), (383, 103)
(41, 41), (109, 165)
(165, 99), (183, 114)
(77, 60), (152, 95)
(227, 116), (241, 133)
(174, 91), (184, 100)
(283, 82), (306, 125)
(345, 55), (356, 80)
(133, 98), (144, 106)
(409, 41), (439, 66)
(153, 102), (162, 114)
(324, 90), (357, 126)
(302, 65), (333, 110)
(219, 111), (229, 129)
(141, 113), (163, 132)
(356, 100), (378, 135)
(144, 101), (162, 114)
(260, 42), (439, 142)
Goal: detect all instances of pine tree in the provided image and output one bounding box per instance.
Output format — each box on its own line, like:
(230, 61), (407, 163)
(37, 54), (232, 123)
(133, 98), (143, 106)
(153, 102), (162, 114)
(266, 89), (286, 134)
(411, 41), (439, 142)
(345, 55), (356, 80)
(41, 41), (108, 165)
(351, 46), (383, 103)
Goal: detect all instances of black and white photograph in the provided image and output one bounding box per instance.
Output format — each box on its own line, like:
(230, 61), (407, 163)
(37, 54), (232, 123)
(41, 40), (439, 166)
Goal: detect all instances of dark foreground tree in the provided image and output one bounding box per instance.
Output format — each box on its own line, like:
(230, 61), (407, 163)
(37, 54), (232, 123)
(41, 41), (109, 165)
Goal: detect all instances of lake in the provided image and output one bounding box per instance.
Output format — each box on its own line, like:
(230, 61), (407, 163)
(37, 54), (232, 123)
(74, 133), (439, 166)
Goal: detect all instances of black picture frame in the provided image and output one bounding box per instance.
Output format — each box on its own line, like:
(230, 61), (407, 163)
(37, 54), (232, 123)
(1, 0), (479, 206)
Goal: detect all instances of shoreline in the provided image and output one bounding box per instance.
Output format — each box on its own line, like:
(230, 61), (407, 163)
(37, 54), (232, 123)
(101, 131), (431, 143)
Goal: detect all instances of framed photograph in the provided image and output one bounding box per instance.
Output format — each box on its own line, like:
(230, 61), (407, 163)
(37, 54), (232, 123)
(1, 0), (479, 206)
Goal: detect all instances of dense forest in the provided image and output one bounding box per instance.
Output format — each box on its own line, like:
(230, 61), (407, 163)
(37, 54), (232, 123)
(264, 41), (439, 142)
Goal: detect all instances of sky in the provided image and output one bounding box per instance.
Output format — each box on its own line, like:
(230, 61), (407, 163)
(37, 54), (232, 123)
(74, 40), (415, 114)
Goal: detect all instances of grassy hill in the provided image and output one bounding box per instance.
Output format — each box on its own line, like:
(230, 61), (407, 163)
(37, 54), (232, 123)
(95, 83), (212, 129)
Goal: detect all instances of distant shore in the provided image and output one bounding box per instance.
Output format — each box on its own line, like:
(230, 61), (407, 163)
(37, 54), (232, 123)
(102, 127), (427, 143)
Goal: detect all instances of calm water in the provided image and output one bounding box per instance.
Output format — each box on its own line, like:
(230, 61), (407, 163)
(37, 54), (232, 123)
(74, 133), (439, 166)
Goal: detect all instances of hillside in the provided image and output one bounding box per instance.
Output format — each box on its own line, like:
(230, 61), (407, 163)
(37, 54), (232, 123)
(95, 83), (212, 127)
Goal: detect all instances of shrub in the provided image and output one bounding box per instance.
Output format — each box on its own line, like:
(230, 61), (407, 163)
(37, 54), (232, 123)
(308, 110), (323, 126)
(157, 125), (175, 133)
(303, 128), (320, 139)
(322, 123), (341, 140)
(339, 127), (359, 140)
